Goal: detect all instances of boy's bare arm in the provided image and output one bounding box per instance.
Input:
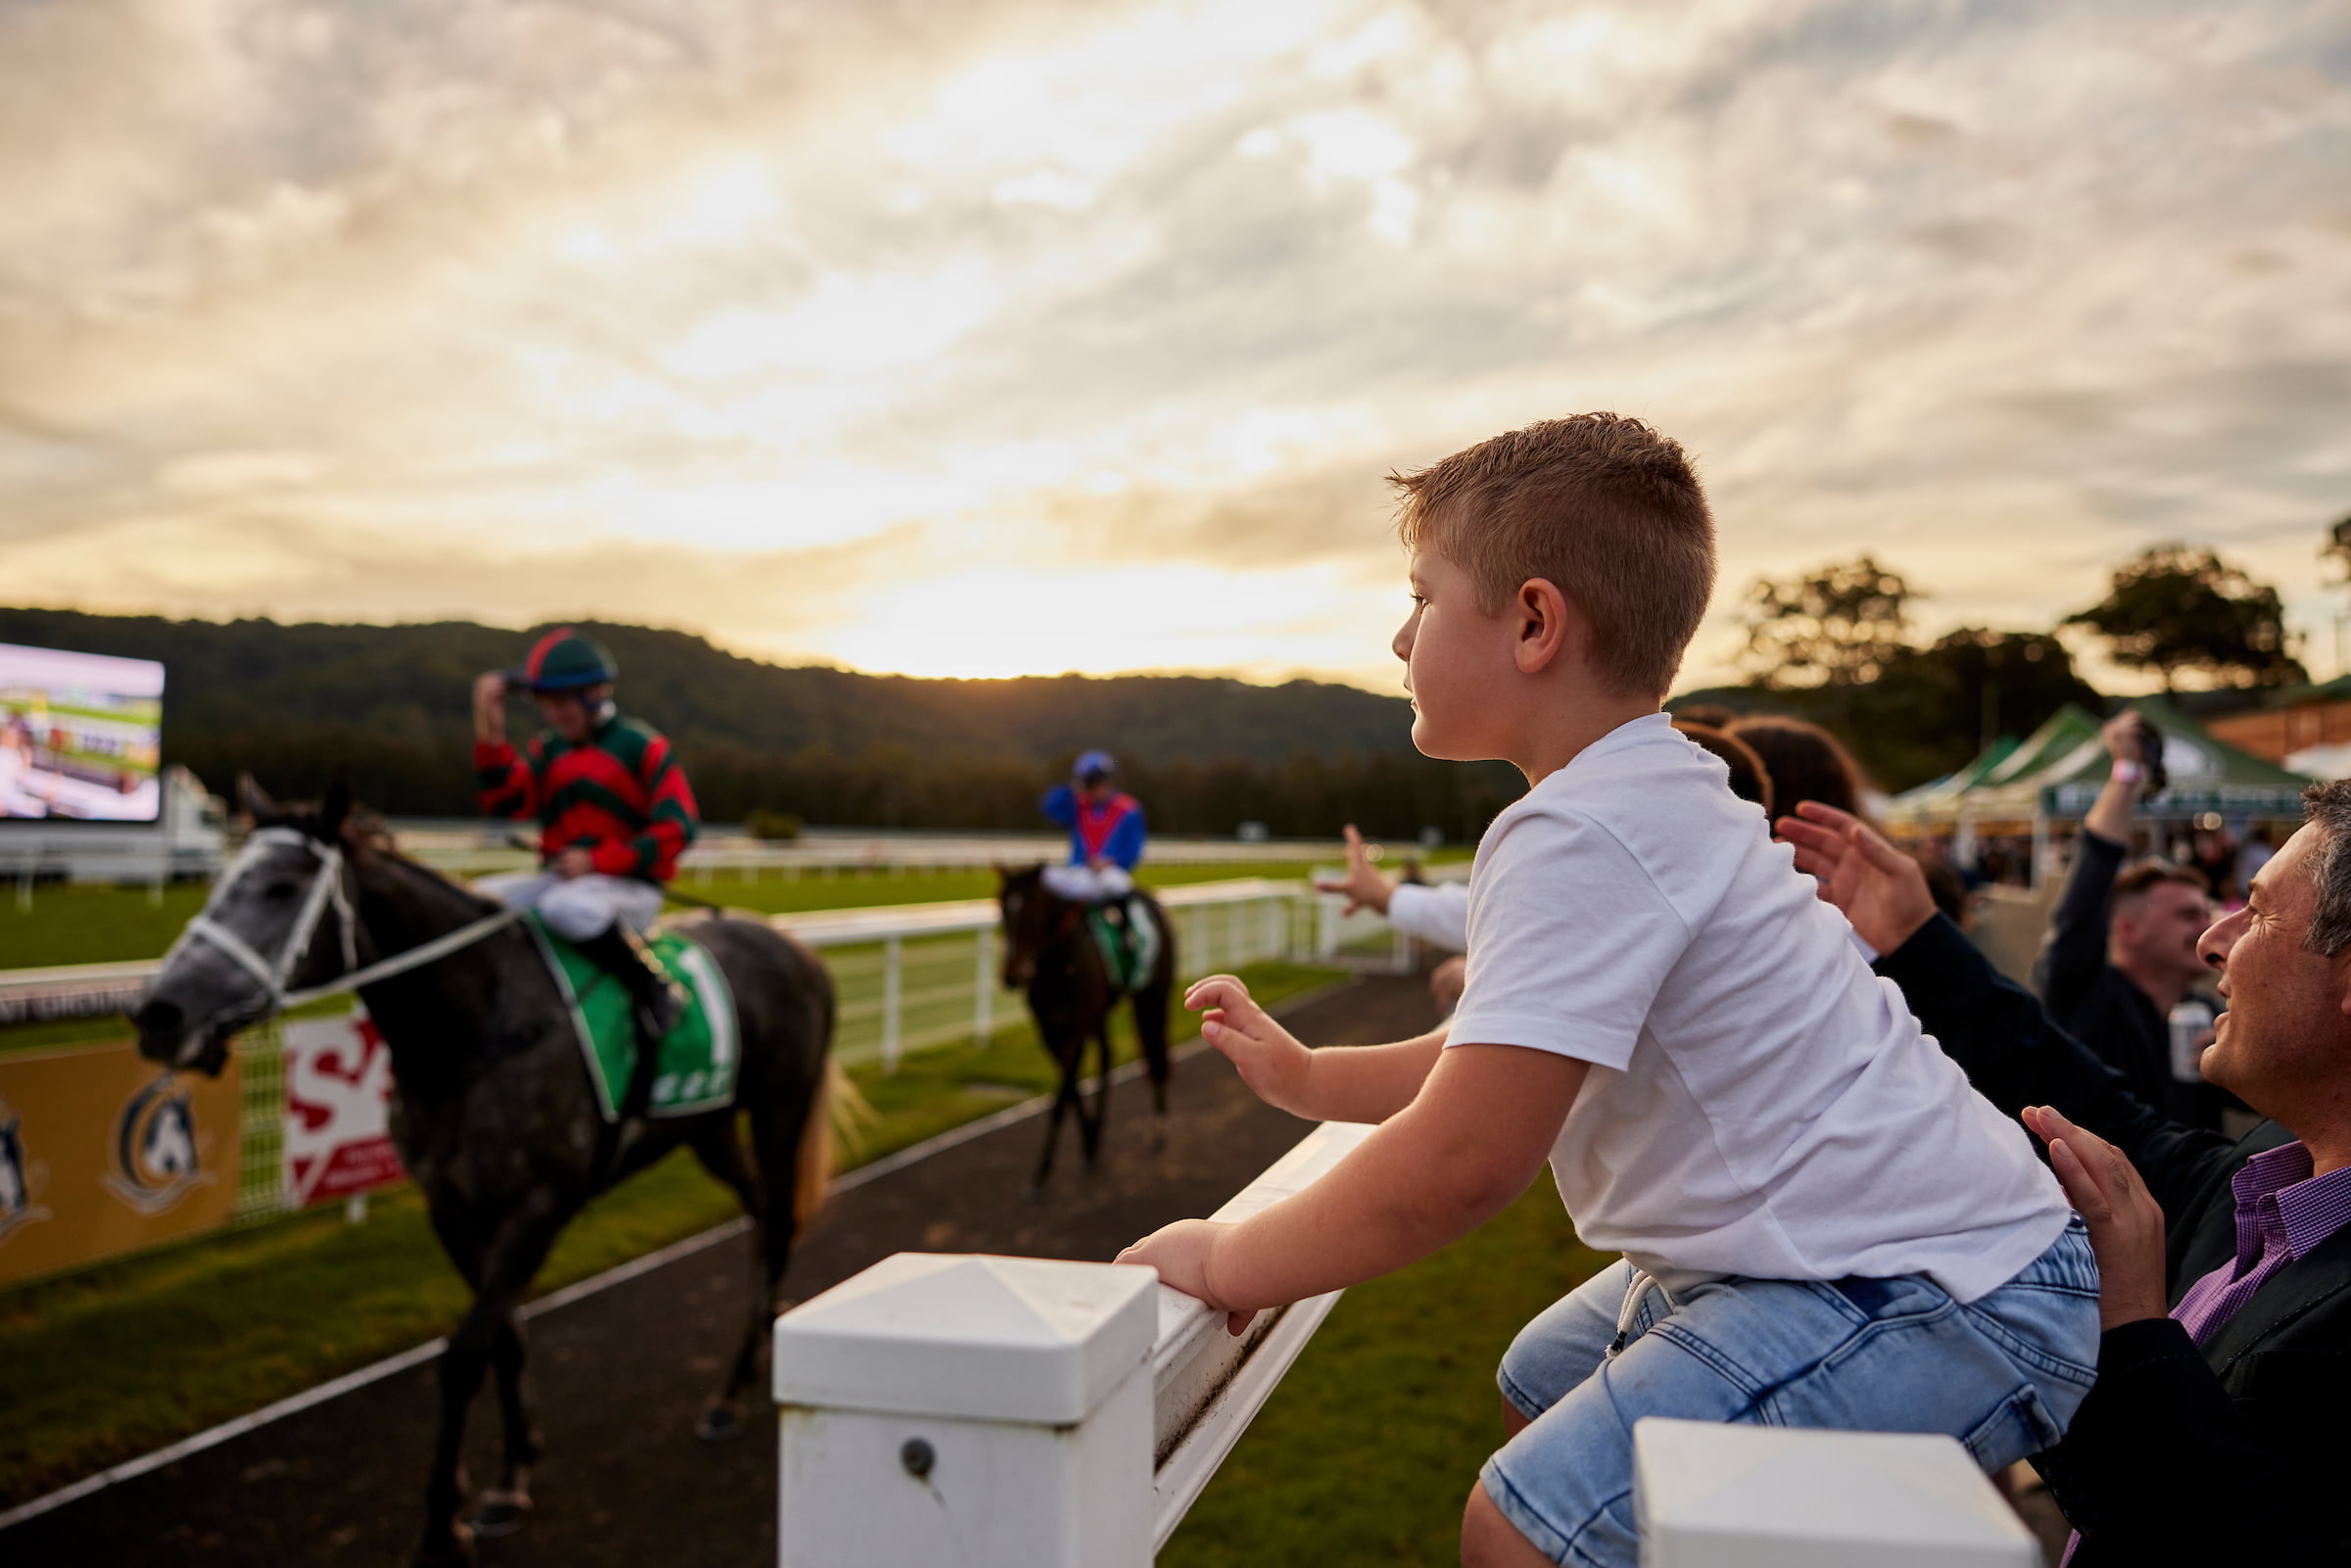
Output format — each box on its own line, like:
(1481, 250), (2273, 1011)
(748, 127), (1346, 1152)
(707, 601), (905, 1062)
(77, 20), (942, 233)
(1186, 974), (1446, 1123)
(1120, 1042), (1585, 1331)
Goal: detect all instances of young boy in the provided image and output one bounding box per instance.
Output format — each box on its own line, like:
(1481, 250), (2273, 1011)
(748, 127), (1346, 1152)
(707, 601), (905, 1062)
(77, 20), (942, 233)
(1118, 415), (2096, 1568)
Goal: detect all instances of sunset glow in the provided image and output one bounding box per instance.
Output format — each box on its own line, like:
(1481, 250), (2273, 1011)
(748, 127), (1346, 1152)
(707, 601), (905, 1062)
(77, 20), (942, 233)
(1, 1), (2345, 690)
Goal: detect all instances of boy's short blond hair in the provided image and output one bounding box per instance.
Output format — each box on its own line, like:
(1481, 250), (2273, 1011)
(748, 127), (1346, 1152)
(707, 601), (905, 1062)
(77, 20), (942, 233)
(1392, 413), (1716, 700)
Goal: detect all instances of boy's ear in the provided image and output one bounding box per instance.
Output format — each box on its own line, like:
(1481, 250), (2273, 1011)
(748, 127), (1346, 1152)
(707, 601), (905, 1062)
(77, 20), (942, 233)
(1512, 578), (1576, 675)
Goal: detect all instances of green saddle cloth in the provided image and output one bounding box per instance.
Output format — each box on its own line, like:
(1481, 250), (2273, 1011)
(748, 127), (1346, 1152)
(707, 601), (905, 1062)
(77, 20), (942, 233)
(525, 914), (740, 1122)
(1085, 898), (1162, 994)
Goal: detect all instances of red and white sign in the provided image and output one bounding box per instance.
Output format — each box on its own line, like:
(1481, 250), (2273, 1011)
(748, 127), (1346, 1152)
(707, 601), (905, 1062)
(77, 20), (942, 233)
(282, 1011), (405, 1208)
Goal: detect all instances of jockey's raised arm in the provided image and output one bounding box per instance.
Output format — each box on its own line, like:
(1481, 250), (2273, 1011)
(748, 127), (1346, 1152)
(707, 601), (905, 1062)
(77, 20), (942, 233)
(468, 628), (700, 1105)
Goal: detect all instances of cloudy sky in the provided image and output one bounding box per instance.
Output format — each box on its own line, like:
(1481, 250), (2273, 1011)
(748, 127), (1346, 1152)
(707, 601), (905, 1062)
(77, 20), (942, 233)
(2, 0), (2347, 692)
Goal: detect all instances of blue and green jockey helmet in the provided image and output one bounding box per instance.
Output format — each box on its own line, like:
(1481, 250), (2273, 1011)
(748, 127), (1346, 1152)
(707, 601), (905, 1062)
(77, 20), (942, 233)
(1074, 749), (1116, 785)
(507, 627), (617, 693)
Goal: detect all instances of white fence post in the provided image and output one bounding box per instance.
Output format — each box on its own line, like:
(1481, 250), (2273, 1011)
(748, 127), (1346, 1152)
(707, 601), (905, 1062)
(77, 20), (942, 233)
(774, 1255), (1161, 1568)
(1633, 1418), (2038, 1567)
(880, 934), (902, 1074)
(973, 927), (994, 1047)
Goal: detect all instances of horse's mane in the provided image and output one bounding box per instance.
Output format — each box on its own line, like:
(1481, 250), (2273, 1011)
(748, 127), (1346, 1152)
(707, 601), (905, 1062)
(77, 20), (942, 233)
(258, 800), (499, 915)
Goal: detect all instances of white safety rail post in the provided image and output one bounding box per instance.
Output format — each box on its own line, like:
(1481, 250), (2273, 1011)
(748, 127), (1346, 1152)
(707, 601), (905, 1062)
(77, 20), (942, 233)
(972, 925), (995, 1046)
(773, 1119), (1375, 1568)
(1633, 1419), (2038, 1568)
(879, 934), (903, 1073)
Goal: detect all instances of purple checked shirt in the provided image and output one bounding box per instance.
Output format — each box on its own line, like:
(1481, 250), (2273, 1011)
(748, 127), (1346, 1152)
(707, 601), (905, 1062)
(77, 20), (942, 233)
(2171, 1140), (2351, 1347)
(2061, 1140), (2351, 1566)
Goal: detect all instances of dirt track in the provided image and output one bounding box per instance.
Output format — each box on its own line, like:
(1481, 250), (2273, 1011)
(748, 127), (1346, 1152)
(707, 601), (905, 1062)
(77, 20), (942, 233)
(10, 974), (1438, 1568)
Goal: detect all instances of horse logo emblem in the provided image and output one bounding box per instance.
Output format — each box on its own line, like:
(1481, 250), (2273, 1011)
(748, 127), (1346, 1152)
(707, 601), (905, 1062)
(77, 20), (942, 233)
(100, 1075), (214, 1216)
(0, 1099), (50, 1245)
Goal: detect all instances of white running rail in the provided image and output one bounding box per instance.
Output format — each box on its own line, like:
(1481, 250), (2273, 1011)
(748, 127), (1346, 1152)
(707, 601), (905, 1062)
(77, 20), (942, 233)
(771, 1118), (1375, 1568)
(0, 877), (1438, 1065)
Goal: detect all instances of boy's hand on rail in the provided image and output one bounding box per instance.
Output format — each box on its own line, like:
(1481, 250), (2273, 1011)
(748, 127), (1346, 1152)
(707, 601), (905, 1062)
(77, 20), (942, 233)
(1311, 825), (1393, 915)
(1775, 801), (1937, 955)
(1186, 974), (1314, 1117)
(1118, 1218), (1258, 1337)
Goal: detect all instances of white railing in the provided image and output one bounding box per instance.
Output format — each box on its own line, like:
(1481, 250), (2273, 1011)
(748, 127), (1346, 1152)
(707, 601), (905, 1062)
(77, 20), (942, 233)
(771, 1118), (1374, 1567)
(772, 1121), (2044, 1568)
(391, 832), (1437, 879)
(0, 877), (1433, 1064)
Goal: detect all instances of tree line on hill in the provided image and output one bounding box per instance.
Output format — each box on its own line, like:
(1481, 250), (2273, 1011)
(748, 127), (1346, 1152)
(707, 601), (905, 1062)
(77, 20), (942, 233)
(5, 533), (2315, 838)
(1704, 541), (2314, 793)
(0, 608), (1521, 840)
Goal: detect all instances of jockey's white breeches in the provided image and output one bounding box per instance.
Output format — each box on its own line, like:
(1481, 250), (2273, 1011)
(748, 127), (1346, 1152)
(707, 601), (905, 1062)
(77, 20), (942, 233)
(474, 871), (663, 941)
(1041, 863), (1133, 903)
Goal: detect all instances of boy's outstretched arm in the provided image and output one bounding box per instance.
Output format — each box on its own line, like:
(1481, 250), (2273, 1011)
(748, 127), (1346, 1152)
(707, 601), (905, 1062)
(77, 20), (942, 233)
(1120, 1042), (1585, 1333)
(1187, 973), (1449, 1123)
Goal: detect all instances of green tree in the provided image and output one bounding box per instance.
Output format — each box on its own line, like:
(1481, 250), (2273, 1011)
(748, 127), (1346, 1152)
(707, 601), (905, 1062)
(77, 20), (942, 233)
(1738, 555), (1917, 689)
(2064, 546), (2306, 692)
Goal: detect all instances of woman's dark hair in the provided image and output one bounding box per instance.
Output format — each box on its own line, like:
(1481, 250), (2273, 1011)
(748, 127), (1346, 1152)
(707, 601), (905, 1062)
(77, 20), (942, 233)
(1724, 715), (1874, 822)
(1673, 722), (1773, 818)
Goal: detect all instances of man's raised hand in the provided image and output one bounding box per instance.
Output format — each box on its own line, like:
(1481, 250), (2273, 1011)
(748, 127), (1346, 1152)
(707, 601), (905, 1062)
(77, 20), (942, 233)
(1186, 974), (1314, 1116)
(1775, 801), (1937, 956)
(2024, 1104), (2170, 1330)
(1311, 825), (1393, 916)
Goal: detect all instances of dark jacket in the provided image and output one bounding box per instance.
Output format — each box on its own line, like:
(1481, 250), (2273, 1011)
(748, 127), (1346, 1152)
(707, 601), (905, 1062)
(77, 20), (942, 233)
(1880, 916), (2351, 1564)
(2031, 828), (2226, 1130)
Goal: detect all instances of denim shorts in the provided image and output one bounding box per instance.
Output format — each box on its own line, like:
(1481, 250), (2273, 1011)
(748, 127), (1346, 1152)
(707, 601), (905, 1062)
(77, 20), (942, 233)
(1483, 1218), (2099, 1568)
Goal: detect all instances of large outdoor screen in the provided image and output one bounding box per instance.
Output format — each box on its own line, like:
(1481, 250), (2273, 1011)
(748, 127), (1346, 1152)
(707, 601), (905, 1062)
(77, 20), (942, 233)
(0, 641), (165, 822)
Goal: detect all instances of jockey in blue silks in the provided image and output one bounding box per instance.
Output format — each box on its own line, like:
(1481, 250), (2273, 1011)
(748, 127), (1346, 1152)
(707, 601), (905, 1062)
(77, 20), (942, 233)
(1039, 750), (1146, 904)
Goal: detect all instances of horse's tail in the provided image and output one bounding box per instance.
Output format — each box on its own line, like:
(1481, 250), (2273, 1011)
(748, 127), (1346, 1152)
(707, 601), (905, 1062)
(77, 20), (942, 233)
(792, 1058), (870, 1229)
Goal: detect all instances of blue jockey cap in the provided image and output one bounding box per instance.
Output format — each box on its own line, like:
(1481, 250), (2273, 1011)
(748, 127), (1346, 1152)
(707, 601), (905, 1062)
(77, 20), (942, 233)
(1073, 749), (1117, 784)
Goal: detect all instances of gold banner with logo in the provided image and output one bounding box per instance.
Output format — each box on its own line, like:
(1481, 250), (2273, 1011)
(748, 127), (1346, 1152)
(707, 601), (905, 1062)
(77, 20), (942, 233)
(0, 1040), (241, 1287)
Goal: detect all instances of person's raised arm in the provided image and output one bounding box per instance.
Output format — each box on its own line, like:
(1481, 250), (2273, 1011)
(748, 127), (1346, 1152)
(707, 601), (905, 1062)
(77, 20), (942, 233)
(1312, 825), (1395, 915)
(2033, 713), (2144, 1010)
(1185, 973), (1446, 1124)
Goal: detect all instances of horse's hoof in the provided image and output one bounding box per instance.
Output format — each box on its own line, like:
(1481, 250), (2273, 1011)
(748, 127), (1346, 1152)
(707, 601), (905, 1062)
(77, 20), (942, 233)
(696, 1401), (746, 1443)
(468, 1491), (531, 1540)
(413, 1522), (478, 1567)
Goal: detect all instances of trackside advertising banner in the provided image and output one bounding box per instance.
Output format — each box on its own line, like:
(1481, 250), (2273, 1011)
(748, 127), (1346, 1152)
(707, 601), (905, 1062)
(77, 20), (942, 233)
(0, 1041), (241, 1287)
(281, 1010), (404, 1209)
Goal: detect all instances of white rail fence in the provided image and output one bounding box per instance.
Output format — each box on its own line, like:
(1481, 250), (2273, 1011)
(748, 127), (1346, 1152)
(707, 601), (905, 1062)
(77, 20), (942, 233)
(772, 1121), (2040, 1567)
(0, 877), (1423, 1227)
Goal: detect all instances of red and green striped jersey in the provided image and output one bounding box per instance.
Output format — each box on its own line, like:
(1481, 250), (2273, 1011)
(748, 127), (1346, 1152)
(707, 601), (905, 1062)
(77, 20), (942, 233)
(475, 712), (698, 882)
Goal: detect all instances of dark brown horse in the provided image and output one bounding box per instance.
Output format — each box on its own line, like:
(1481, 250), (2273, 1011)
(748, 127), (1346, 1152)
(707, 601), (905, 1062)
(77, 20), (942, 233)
(994, 865), (1176, 1196)
(130, 782), (840, 1565)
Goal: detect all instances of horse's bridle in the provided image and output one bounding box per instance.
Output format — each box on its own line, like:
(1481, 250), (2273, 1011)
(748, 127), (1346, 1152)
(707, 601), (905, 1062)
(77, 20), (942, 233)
(164, 827), (521, 1021)
(167, 827), (360, 1013)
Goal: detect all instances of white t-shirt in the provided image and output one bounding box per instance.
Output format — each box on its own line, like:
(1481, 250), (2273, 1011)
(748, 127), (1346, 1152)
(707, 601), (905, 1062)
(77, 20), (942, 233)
(1387, 880), (1469, 951)
(1447, 713), (2068, 1303)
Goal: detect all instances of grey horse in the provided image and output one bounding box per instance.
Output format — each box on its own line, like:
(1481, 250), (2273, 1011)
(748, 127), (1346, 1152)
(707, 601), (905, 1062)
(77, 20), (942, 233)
(130, 780), (840, 1565)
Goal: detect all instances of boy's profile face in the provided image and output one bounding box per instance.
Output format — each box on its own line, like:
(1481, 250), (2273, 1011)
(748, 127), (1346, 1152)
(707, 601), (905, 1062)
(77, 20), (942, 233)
(1394, 547), (1517, 762)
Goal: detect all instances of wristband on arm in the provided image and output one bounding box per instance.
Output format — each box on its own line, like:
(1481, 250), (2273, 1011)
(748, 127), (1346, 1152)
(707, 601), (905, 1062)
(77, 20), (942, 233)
(2111, 760), (2145, 785)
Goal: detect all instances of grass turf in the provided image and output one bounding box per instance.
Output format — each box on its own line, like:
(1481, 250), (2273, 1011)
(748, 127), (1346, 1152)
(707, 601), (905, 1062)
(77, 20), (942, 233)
(1163, 1171), (1607, 1567)
(0, 958), (1342, 1508)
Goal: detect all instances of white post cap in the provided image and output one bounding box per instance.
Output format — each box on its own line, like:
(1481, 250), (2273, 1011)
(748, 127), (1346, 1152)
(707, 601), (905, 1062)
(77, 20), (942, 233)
(1634, 1417), (2038, 1568)
(774, 1253), (1160, 1425)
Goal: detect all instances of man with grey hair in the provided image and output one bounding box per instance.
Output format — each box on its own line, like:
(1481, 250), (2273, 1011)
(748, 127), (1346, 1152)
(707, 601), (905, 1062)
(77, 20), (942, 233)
(1781, 783), (2351, 1564)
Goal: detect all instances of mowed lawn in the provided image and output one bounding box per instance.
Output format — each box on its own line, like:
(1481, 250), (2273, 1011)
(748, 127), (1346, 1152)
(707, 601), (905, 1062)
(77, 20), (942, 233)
(0, 960), (1343, 1508)
(1164, 1174), (1606, 1568)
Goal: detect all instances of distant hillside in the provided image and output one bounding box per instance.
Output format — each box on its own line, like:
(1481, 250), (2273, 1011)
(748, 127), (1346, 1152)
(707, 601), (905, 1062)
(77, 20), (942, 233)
(0, 608), (1517, 837)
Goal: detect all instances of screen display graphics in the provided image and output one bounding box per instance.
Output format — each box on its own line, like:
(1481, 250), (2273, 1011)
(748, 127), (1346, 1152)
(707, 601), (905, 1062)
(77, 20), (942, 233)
(0, 641), (166, 822)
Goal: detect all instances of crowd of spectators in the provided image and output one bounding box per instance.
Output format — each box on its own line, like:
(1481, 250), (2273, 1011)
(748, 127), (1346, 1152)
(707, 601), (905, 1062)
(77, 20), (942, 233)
(1323, 701), (2348, 1563)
